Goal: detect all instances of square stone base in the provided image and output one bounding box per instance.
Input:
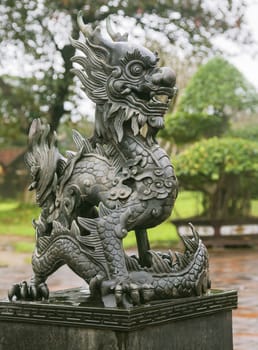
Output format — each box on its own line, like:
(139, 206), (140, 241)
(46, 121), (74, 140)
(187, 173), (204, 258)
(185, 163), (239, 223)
(0, 288), (237, 350)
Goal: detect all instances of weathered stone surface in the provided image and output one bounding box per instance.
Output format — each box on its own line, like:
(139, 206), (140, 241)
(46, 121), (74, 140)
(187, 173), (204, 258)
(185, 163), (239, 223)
(0, 288), (237, 350)
(0, 323), (119, 350)
(0, 311), (233, 350)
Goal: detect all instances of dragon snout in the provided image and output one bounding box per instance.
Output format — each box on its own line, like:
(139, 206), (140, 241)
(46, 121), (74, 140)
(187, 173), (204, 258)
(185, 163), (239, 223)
(151, 67), (176, 88)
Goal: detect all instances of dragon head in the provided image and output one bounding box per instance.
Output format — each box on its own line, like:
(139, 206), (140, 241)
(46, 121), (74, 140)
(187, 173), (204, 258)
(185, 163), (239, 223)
(71, 12), (177, 143)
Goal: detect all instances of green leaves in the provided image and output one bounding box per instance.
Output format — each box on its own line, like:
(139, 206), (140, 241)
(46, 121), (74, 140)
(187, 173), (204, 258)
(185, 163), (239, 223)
(162, 111), (228, 144)
(162, 57), (258, 144)
(175, 137), (258, 179)
(178, 57), (258, 115)
(173, 137), (258, 218)
(0, 0), (256, 148)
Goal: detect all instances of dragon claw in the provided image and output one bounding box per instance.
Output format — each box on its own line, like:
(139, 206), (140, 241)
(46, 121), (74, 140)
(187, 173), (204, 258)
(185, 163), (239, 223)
(113, 280), (141, 308)
(99, 272), (155, 308)
(8, 281), (49, 301)
(8, 284), (21, 301)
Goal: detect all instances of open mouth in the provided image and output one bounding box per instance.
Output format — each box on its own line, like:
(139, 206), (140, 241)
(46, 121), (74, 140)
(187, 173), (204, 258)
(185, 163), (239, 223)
(127, 82), (176, 106)
(149, 87), (177, 106)
(151, 94), (171, 104)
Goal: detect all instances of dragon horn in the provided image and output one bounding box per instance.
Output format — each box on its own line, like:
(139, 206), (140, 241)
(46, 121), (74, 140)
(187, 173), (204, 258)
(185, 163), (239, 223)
(77, 11), (92, 36)
(77, 11), (115, 50)
(106, 16), (128, 42)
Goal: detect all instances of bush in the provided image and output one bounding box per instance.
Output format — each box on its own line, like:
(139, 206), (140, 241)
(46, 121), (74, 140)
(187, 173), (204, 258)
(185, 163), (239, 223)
(174, 137), (258, 219)
(227, 123), (258, 142)
(161, 111), (228, 144)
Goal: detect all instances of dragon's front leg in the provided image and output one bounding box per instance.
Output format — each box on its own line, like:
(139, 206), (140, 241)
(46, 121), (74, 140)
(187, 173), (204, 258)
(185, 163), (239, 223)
(8, 220), (106, 302)
(8, 253), (63, 302)
(78, 203), (155, 307)
(8, 218), (64, 301)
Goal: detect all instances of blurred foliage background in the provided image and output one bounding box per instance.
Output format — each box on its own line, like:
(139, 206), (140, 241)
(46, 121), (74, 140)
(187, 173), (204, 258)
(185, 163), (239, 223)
(0, 0), (257, 226)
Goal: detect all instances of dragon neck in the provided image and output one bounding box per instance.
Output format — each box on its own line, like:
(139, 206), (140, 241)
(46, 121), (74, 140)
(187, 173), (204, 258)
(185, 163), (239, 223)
(94, 103), (171, 172)
(114, 130), (172, 174)
(94, 104), (155, 144)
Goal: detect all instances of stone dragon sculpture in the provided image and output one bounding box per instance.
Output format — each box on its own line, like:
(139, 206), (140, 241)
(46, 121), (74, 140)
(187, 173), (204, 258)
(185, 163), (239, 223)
(9, 13), (210, 307)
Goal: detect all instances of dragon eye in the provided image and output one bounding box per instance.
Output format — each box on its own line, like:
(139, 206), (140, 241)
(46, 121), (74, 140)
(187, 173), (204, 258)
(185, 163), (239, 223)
(127, 62), (145, 76)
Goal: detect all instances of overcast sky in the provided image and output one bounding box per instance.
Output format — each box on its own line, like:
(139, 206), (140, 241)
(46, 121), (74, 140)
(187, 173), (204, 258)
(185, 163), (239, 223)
(228, 1), (258, 88)
(0, 0), (257, 124)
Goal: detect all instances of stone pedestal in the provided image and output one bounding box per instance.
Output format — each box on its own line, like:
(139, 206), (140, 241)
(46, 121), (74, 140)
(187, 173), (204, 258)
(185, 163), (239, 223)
(0, 288), (237, 350)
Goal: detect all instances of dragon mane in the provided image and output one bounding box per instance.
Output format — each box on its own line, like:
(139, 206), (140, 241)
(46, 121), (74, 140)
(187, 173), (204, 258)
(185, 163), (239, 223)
(70, 14), (175, 144)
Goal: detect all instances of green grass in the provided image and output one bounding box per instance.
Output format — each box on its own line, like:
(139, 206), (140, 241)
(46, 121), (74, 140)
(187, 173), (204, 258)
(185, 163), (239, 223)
(172, 191), (204, 219)
(251, 200), (258, 217)
(1, 192), (257, 249)
(124, 222), (179, 249)
(124, 191), (205, 248)
(0, 192), (201, 247)
(0, 202), (40, 237)
(13, 241), (35, 253)
(0, 201), (19, 211)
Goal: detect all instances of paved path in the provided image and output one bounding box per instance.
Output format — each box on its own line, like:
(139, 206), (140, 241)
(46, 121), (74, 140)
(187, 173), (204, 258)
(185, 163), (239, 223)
(0, 237), (257, 349)
(209, 248), (258, 350)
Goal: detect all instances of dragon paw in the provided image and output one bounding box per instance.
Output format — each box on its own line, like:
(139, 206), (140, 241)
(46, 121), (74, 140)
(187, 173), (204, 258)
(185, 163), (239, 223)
(8, 281), (49, 301)
(92, 271), (155, 308)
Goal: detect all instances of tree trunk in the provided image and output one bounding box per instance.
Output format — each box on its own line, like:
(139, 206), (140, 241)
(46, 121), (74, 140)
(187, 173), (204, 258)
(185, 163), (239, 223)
(49, 44), (75, 132)
(206, 175), (251, 219)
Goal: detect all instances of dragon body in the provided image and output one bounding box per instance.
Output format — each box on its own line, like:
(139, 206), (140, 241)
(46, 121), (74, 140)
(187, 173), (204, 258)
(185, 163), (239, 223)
(9, 13), (210, 307)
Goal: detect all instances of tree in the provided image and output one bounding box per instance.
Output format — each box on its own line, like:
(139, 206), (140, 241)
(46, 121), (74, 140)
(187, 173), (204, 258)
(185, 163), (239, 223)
(174, 137), (258, 219)
(0, 0), (255, 198)
(0, 75), (49, 147)
(0, 0), (254, 146)
(161, 58), (258, 220)
(162, 57), (258, 144)
(227, 123), (258, 142)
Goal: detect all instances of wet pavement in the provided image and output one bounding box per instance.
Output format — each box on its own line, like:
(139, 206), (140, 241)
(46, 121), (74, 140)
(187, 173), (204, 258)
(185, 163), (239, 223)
(209, 248), (258, 350)
(0, 237), (257, 350)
